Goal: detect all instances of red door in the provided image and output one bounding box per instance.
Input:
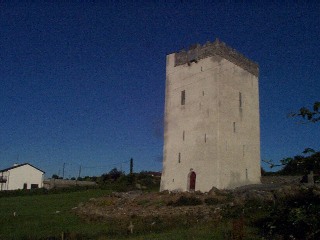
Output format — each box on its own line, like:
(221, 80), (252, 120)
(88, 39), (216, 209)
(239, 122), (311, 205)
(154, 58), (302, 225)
(189, 172), (196, 191)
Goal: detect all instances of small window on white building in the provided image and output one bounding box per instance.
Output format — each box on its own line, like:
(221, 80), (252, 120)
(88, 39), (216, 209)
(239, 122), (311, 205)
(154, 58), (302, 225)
(233, 122), (236, 133)
(31, 184), (39, 189)
(178, 152), (181, 163)
(183, 131), (185, 141)
(239, 92), (242, 108)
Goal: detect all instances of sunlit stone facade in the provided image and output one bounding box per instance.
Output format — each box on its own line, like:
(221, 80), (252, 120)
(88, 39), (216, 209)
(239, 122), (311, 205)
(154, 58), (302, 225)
(160, 39), (261, 192)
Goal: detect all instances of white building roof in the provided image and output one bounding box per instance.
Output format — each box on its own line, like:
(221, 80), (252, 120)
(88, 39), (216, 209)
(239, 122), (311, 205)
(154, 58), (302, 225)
(0, 163), (45, 173)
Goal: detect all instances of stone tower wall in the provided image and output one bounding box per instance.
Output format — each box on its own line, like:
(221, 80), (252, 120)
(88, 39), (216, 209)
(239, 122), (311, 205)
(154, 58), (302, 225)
(160, 40), (261, 192)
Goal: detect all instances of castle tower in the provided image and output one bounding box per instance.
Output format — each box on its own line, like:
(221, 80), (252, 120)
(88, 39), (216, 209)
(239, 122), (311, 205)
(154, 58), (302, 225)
(160, 39), (261, 192)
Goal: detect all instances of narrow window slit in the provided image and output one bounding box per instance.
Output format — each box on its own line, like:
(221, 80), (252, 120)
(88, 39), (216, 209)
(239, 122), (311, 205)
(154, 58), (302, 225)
(181, 90), (185, 105)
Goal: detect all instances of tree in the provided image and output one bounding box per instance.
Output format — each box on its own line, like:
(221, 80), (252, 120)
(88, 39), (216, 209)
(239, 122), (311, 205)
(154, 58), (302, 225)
(262, 148), (320, 174)
(269, 103), (319, 172)
(302, 148), (316, 155)
(263, 149), (320, 175)
(290, 101), (320, 123)
(52, 174), (59, 179)
(262, 157), (293, 169)
(108, 168), (124, 181)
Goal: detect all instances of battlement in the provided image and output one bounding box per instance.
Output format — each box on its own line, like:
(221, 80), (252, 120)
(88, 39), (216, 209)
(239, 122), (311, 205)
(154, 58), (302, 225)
(174, 39), (259, 76)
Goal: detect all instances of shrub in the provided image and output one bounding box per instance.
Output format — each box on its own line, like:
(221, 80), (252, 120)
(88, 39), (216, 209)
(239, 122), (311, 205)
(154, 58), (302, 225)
(255, 187), (320, 239)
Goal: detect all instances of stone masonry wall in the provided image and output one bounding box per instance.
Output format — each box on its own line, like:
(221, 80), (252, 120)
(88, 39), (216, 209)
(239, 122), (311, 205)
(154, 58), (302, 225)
(174, 39), (259, 76)
(43, 179), (97, 189)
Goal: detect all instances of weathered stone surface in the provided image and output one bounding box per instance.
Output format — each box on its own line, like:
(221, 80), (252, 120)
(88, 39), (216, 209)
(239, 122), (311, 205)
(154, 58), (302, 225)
(161, 39), (261, 192)
(174, 39), (259, 76)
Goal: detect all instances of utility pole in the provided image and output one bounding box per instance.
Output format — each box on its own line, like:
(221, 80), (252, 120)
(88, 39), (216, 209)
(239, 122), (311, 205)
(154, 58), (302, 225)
(130, 158), (133, 175)
(129, 158), (134, 185)
(78, 165), (82, 179)
(62, 163), (66, 179)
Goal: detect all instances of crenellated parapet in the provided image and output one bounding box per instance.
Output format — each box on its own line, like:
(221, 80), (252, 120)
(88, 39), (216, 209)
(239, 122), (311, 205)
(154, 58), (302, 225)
(174, 39), (259, 76)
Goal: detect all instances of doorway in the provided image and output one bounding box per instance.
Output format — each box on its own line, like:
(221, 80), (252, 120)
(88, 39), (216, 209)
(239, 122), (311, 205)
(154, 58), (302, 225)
(188, 171), (196, 191)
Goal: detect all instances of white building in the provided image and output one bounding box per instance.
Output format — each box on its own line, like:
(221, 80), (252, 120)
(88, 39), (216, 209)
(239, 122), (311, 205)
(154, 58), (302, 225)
(0, 163), (45, 191)
(160, 39), (261, 192)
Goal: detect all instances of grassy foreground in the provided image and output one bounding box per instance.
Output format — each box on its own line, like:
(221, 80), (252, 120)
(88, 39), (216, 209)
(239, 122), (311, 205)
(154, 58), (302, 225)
(0, 188), (257, 240)
(0, 189), (111, 239)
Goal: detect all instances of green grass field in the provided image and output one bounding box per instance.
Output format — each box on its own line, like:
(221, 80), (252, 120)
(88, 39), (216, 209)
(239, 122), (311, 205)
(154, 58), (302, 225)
(0, 189), (112, 239)
(0, 189), (260, 240)
(2, 180), (318, 239)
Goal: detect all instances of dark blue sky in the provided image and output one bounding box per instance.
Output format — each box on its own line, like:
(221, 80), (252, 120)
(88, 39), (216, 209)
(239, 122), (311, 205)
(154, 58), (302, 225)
(0, 1), (319, 178)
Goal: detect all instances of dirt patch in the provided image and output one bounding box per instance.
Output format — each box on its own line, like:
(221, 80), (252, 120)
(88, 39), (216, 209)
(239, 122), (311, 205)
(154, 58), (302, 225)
(74, 184), (320, 222)
(75, 190), (227, 222)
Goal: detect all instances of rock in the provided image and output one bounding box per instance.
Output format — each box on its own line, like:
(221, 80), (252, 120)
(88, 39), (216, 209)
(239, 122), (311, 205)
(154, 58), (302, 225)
(126, 190), (143, 197)
(160, 190), (169, 195)
(111, 190), (143, 199)
(127, 221), (134, 234)
(208, 186), (225, 196)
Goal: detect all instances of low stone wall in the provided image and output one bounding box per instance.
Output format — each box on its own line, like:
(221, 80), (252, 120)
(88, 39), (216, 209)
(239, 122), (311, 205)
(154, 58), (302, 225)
(43, 179), (97, 190)
(261, 175), (302, 185)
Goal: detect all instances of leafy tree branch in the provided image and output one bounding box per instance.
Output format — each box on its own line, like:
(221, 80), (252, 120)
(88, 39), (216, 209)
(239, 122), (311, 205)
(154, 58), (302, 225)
(290, 102), (320, 123)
